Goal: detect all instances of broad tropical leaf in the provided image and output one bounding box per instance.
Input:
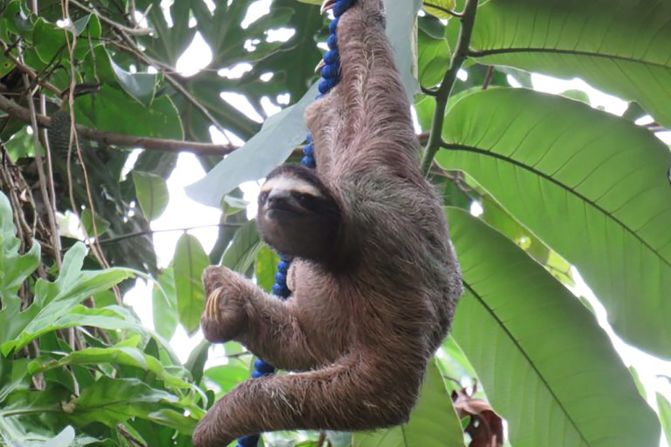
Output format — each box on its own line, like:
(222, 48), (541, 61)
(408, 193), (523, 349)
(0, 242), (134, 355)
(448, 208), (660, 447)
(438, 88), (671, 357)
(470, 0), (671, 127)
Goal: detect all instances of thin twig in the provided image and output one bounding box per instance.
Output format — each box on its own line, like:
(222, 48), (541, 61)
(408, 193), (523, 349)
(69, 0), (151, 36)
(94, 223), (245, 247)
(482, 65), (494, 90)
(0, 94), (237, 155)
(0, 40), (62, 97)
(20, 69), (62, 267)
(420, 0), (479, 175)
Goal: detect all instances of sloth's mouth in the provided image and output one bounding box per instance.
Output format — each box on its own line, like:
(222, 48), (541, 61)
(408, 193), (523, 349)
(266, 203), (305, 219)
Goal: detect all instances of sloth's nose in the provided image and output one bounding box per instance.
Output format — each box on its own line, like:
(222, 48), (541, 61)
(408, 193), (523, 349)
(267, 190), (292, 208)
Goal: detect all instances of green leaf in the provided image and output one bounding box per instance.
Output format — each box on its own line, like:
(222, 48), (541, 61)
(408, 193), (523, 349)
(448, 208), (660, 447)
(423, 0), (457, 19)
(222, 221), (262, 275)
(80, 209), (111, 237)
(148, 409), (197, 434)
(74, 84), (184, 140)
(133, 171), (169, 221)
(353, 359), (465, 447)
(152, 268), (179, 340)
(108, 54), (158, 107)
(659, 393), (671, 447)
(1, 242), (134, 354)
(0, 192), (40, 304)
(470, 0), (671, 127)
(255, 246), (280, 292)
(204, 363), (255, 396)
(3, 306), (139, 356)
(32, 18), (66, 64)
(437, 88), (671, 357)
(173, 234), (210, 334)
(30, 344), (193, 391)
(418, 23), (450, 88)
(68, 377), (180, 428)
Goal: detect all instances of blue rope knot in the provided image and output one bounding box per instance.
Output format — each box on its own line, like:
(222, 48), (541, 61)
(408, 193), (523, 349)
(240, 1), (356, 445)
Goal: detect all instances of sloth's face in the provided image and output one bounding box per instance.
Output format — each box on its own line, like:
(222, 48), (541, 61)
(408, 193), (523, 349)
(257, 166), (340, 262)
(258, 175), (325, 221)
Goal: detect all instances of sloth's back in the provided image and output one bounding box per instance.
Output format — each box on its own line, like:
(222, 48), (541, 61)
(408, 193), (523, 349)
(288, 173), (461, 368)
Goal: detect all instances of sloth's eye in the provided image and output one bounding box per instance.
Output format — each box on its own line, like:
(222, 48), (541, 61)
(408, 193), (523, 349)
(293, 192), (318, 209)
(259, 191), (269, 203)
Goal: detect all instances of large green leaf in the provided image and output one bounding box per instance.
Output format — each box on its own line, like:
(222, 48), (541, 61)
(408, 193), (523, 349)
(352, 359), (465, 447)
(2, 306), (140, 356)
(469, 0), (671, 127)
(68, 377), (182, 428)
(659, 393), (671, 447)
(29, 345), (192, 391)
(448, 208), (660, 447)
(74, 85), (184, 140)
(0, 242), (134, 354)
(437, 88), (671, 358)
(0, 192), (40, 304)
(173, 234), (210, 334)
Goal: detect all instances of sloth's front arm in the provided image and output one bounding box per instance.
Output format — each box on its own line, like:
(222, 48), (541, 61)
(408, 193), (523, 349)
(200, 266), (320, 371)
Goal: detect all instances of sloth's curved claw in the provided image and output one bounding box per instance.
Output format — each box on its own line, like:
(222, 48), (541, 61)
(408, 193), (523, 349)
(320, 0), (336, 14)
(205, 287), (223, 323)
(315, 59), (326, 73)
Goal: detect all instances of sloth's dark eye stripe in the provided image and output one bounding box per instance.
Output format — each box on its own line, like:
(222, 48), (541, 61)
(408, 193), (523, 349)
(292, 192), (321, 210)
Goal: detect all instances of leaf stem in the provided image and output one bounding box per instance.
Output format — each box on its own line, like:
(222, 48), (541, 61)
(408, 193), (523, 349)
(423, 1), (464, 18)
(420, 0), (479, 175)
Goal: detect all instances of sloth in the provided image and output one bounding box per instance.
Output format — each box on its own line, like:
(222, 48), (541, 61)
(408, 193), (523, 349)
(192, 0), (462, 445)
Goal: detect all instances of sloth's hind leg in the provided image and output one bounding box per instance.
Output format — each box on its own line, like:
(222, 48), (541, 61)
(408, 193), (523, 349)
(192, 354), (417, 447)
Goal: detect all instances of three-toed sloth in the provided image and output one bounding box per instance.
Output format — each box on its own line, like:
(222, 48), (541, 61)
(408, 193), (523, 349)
(192, 0), (462, 445)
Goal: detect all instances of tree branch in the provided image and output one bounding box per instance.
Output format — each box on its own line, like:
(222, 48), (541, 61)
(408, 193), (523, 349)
(0, 40), (62, 97)
(420, 0), (479, 175)
(0, 94), (237, 156)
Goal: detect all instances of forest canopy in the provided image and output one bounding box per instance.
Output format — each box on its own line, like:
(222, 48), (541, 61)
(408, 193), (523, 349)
(0, 0), (670, 446)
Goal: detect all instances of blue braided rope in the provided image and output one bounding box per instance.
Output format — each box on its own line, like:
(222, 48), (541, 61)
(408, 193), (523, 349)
(237, 1), (355, 446)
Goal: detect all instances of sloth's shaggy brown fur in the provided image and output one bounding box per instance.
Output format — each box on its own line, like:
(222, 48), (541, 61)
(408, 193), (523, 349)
(192, 1), (462, 445)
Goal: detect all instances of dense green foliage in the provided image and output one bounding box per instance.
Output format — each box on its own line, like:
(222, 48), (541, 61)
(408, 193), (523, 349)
(0, 0), (669, 446)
